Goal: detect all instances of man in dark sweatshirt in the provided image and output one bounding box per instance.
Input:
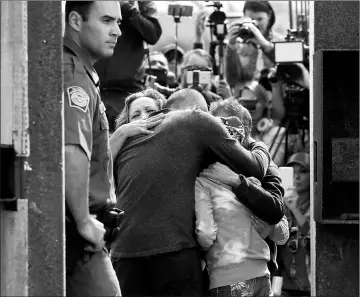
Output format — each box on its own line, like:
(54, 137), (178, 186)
(95, 1), (162, 132)
(111, 88), (284, 297)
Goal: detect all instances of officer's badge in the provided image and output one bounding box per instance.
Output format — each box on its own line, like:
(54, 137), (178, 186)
(67, 86), (90, 113)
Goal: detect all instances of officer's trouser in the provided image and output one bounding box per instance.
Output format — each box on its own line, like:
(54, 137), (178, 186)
(66, 220), (121, 297)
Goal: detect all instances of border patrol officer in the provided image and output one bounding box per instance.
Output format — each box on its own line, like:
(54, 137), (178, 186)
(63, 2), (122, 296)
(94, 1), (162, 133)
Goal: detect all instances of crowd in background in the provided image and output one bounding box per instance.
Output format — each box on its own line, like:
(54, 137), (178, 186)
(64, 1), (311, 297)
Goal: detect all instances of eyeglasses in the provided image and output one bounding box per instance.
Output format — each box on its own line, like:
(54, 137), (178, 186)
(221, 118), (246, 143)
(183, 65), (212, 72)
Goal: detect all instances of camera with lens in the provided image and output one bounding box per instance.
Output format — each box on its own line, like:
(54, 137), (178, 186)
(144, 67), (168, 87)
(287, 226), (299, 253)
(287, 226), (310, 255)
(237, 18), (259, 41)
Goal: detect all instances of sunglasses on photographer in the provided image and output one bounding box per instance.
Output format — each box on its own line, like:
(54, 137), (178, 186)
(183, 65), (212, 72)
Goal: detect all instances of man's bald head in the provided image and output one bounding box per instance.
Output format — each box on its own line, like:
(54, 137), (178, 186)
(165, 88), (209, 112)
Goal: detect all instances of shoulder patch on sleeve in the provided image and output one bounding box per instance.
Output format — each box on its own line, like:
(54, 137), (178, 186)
(67, 86), (90, 113)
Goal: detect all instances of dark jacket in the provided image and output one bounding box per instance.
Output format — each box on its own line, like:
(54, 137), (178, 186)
(95, 1), (162, 93)
(233, 151), (285, 225)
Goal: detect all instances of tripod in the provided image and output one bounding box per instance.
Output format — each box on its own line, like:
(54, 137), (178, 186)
(268, 101), (308, 165)
(171, 12), (183, 81)
(207, 2), (227, 79)
(208, 39), (226, 79)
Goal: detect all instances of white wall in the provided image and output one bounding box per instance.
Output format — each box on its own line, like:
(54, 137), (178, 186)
(1, 2), (14, 145)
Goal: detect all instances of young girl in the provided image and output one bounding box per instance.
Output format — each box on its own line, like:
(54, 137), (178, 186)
(195, 98), (289, 297)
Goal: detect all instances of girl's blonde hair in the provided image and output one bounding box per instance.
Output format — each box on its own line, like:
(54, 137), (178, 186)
(210, 97), (253, 148)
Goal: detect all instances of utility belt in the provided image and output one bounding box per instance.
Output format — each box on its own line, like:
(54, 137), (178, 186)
(65, 206), (124, 274)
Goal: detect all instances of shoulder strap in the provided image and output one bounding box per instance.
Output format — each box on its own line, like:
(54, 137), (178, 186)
(64, 44), (100, 90)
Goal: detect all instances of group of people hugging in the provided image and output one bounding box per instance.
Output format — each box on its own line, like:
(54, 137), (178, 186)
(96, 1), (311, 296)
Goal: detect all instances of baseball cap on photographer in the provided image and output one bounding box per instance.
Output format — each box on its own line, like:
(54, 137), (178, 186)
(286, 152), (310, 171)
(162, 44), (185, 62)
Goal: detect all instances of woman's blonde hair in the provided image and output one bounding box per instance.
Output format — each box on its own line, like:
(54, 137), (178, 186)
(115, 88), (167, 129)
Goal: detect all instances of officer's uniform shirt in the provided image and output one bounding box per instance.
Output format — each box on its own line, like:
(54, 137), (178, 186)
(63, 36), (116, 213)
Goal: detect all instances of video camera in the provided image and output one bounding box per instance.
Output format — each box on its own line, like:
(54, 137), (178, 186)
(205, 1), (228, 78)
(266, 24), (309, 84)
(205, 1), (227, 41)
(270, 0), (310, 85)
(274, 37), (309, 64)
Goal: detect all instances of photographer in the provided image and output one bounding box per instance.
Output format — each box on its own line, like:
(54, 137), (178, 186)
(193, 9), (233, 100)
(239, 80), (286, 167)
(95, 1), (162, 132)
(268, 62), (310, 158)
(270, 62), (310, 122)
(225, 1), (281, 97)
(239, 61), (309, 167)
(141, 51), (178, 88)
(275, 153), (311, 296)
(162, 43), (185, 82)
(148, 48), (226, 105)
(181, 49), (232, 104)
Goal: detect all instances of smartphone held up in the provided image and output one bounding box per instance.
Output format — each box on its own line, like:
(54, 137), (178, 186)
(186, 70), (212, 86)
(167, 4), (193, 18)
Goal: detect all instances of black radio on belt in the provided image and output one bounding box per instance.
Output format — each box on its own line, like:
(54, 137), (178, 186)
(97, 208), (124, 243)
